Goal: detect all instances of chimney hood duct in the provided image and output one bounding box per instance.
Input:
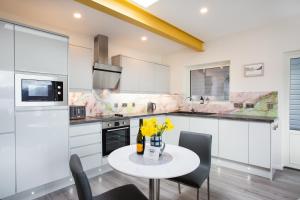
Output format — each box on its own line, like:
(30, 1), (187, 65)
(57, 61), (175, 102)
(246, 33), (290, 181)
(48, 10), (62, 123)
(93, 34), (122, 90)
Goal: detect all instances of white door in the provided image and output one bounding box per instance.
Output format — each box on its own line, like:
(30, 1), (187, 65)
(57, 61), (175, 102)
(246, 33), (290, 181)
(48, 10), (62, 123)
(189, 117), (219, 156)
(15, 25), (68, 75)
(288, 55), (300, 168)
(163, 116), (189, 145)
(219, 120), (249, 164)
(0, 21), (14, 134)
(0, 133), (15, 198)
(16, 109), (69, 192)
(68, 45), (93, 89)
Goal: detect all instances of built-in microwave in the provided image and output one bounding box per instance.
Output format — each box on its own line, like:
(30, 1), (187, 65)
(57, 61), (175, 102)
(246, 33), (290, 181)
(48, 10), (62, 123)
(15, 73), (68, 107)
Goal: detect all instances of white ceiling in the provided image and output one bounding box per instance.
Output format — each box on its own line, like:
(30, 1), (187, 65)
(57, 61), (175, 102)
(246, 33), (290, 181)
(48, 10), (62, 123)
(0, 0), (300, 55)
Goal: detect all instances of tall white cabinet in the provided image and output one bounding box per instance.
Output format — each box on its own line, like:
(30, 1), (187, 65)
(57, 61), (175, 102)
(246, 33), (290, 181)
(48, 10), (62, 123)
(0, 21), (16, 199)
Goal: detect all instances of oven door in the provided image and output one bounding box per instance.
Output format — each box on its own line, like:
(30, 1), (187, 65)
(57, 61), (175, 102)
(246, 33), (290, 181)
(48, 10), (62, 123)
(102, 126), (130, 156)
(15, 73), (67, 107)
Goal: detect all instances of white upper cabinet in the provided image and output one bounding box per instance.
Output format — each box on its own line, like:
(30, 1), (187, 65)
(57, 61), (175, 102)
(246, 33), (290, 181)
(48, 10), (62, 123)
(118, 56), (140, 92)
(114, 55), (169, 94)
(154, 64), (170, 94)
(15, 25), (68, 75)
(249, 122), (271, 168)
(189, 117), (219, 157)
(219, 120), (249, 164)
(0, 21), (14, 69)
(163, 116), (189, 145)
(68, 45), (93, 89)
(0, 133), (15, 199)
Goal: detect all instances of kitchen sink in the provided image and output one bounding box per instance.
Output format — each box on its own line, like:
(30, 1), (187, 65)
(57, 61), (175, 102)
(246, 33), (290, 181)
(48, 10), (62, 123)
(172, 111), (216, 115)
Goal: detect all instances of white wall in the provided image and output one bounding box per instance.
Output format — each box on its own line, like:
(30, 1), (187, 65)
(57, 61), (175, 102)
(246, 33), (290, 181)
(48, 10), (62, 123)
(163, 17), (300, 167)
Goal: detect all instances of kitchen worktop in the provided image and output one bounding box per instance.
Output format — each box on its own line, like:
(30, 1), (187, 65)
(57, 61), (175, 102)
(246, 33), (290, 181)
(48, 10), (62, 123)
(70, 111), (276, 125)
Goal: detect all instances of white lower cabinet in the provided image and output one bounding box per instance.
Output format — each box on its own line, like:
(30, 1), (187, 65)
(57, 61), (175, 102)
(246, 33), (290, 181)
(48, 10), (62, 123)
(219, 120), (249, 164)
(16, 110), (69, 192)
(163, 116), (189, 145)
(290, 133), (300, 166)
(69, 123), (102, 171)
(189, 117), (219, 156)
(249, 122), (271, 168)
(0, 133), (15, 198)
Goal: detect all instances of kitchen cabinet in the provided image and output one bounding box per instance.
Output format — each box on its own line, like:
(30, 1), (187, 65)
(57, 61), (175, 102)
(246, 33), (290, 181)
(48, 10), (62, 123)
(68, 45), (93, 89)
(69, 123), (102, 171)
(0, 21), (14, 69)
(0, 133), (15, 199)
(15, 25), (68, 75)
(290, 133), (300, 166)
(163, 116), (189, 145)
(189, 117), (219, 156)
(219, 120), (249, 164)
(0, 21), (15, 134)
(249, 122), (271, 168)
(130, 118), (139, 144)
(16, 109), (69, 192)
(154, 64), (170, 93)
(113, 55), (169, 94)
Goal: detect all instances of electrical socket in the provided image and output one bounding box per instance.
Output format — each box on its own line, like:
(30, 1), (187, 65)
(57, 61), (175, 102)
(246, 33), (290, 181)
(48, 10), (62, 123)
(132, 102), (135, 107)
(114, 103), (118, 108)
(122, 103), (127, 107)
(245, 103), (254, 109)
(234, 103), (243, 108)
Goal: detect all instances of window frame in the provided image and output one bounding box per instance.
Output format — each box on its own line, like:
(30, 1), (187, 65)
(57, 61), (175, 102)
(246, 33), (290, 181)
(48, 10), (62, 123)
(186, 60), (231, 102)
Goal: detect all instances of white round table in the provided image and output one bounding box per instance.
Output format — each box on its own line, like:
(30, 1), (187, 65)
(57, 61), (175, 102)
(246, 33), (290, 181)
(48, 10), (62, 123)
(108, 144), (200, 200)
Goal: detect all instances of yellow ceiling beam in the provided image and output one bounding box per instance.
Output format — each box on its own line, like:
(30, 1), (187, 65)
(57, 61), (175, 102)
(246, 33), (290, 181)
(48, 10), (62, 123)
(74, 0), (204, 51)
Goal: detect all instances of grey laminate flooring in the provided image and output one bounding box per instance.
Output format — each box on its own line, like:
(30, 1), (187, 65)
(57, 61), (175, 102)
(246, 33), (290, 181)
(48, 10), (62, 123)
(37, 166), (300, 200)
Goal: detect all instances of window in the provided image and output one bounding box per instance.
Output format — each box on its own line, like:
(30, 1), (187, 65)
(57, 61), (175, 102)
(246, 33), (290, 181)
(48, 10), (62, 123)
(290, 57), (300, 130)
(190, 66), (230, 101)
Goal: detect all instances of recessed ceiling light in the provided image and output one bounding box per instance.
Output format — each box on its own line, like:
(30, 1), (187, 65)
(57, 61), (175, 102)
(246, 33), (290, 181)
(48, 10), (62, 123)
(73, 12), (82, 19)
(131, 0), (159, 8)
(200, 7), (208, 15)
(141, 36), (148, 41)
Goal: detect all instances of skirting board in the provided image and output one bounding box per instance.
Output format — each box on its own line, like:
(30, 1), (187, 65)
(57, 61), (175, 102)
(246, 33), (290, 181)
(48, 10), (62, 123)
(3, 165), (113, 200)
(212, 157), (276, 180)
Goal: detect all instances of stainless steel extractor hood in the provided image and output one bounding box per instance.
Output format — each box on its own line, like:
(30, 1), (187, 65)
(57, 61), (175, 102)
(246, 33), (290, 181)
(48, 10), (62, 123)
(93, 34), (122, 90)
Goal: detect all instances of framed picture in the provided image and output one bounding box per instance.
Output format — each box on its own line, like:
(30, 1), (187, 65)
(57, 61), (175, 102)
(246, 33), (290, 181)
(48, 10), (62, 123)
(244, 63), (264, 77)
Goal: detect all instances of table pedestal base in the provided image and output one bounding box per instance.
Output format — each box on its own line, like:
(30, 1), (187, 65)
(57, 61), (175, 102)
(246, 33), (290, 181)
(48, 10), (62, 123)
(149, 179), (160, 200)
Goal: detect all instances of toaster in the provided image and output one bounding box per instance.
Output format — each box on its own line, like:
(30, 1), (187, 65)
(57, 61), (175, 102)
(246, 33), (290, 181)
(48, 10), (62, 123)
(70, 106), (86, 120)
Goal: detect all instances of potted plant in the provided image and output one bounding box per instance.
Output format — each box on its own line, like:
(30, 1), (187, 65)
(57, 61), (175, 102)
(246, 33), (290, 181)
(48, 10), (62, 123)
(140, 117), (174, 155)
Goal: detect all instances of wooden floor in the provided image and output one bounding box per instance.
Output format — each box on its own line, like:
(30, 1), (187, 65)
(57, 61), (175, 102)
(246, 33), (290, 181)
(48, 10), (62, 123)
(37, 166), (300, 200)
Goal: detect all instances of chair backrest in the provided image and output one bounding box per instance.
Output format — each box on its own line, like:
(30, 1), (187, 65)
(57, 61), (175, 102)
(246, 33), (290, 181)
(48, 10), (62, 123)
(179, 131), (212, 169)
(69, 154), (93, 200)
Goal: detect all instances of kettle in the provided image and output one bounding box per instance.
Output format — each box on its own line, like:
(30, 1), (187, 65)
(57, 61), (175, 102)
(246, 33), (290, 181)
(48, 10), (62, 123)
(147, 102), (157, 113)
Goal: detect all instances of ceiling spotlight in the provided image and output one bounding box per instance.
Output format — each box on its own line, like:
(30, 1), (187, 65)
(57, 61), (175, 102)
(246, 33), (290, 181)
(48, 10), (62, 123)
(141, 36), (148, 41)
(73, 12), (82, 19)
(200, 7), (208, 15)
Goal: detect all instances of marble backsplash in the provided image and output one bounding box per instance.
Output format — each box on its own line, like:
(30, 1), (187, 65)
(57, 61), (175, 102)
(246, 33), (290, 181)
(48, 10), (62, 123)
(69, 90), (278, 117)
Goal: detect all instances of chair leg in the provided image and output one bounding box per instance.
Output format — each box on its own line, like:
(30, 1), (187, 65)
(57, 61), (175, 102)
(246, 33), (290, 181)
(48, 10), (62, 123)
(207, 176), (210, 200)
(197, 188), (199, 200)
(178, 183), (181, 194)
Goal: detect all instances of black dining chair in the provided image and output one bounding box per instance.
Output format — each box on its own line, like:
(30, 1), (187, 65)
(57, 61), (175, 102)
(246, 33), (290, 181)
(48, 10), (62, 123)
(168, 131), (212, 200)
(69, 154), (148, 200)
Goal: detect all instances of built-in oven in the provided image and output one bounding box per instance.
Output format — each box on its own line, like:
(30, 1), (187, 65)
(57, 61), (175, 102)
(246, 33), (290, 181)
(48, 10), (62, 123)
(102, 119), (130, 156)
(15, 73), (68, 107)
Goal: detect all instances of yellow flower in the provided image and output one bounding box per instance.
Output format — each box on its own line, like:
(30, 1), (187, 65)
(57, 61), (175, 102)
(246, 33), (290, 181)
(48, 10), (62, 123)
(165, 118), (174, 131)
